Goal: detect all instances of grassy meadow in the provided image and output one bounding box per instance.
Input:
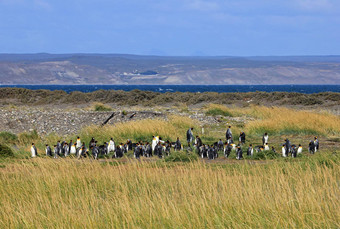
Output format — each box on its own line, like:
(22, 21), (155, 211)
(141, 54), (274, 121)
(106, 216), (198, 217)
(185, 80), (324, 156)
(0, 104), (339, 228)
(0, 154), (339, 228)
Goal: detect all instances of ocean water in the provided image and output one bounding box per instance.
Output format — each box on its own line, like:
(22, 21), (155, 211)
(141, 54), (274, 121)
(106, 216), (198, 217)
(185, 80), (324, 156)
(0, 85), (339, 94)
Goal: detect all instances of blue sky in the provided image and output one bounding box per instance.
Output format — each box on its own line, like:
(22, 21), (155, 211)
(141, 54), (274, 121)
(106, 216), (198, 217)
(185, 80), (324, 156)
(0, 0), (339, 56)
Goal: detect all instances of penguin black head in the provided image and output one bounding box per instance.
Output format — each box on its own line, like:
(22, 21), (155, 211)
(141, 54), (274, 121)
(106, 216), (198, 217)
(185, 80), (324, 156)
(45, 144), (48, 146)
(32, 143), (34, 145)
(191, 127), (194, 130)
(229, 126), (231, 128)
(249, 144), (252, 146)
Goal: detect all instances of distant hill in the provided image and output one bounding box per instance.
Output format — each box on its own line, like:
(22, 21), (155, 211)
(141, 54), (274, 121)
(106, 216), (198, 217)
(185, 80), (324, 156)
(0, 54), (339, 85)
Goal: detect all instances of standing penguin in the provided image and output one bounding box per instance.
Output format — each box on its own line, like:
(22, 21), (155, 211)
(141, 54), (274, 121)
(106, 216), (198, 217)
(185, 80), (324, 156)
(284, 139), (291, 156)
(208, 146), (215, 160)
(314, 137), (319, 152)
(68, 140), (73, 153)
(152, 136), (157, 152)
(187, 128), (194, 147)
(108, 138), (115, 153)
(247, 144), (253, 156)
(309, 140), (315, 154)
(70, 143), (77, 155)
(64, 143), (69, 157)
(45, 144), (52, 157)
(262, 133), (269, 145)
(174, 137), (182, 151)
(236, 145), (243, 160)
(297, 144), (303, 154)
(239, 131), (246, 144)
(76, 137), (82, 149)
(282, 144), (287, 157)
(291, 146), (297, 158)
(226, 126), (232, 141)
(31, 143), (37, 158)
(53, 145), (58, 158)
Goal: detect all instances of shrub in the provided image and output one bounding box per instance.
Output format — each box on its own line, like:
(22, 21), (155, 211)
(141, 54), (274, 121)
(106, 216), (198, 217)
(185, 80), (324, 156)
(0, 132), (18, 144)
(253, 150), (279, 160)
(164, 151), (198, 162)
(94, 103), (112, 111)
(18, 130), (39, 145)
(0, 144), (14, 158)
(206, 108), (233, 117)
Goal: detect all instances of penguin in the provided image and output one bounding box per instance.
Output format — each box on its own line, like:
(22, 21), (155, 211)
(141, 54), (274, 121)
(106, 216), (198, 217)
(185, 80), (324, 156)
(64, 143), (69, 157)
(77, 147), (83, 159)
(89, 137), (96, 149)
(208, 146), (215, 160)
(31, 143), (37, 158)
(262, 133), (269, 145)
(134, 143), (140, 159)
(309, 140), (315, 154)
(60, 141), (65, 156)
(230, 143), (236, 151)
(145, 142), (152, 157)
(282, 144), (286, 157)
(284, 139), (291, 156)
(53, 145), (58, 159)
(187, 128), (194, 147)
(92, 145), (99, 160)
(70, 143), (77, 155)
(108, 138), (115, 153)
(236, 145), (243, 160)
(226, 126), (232, 141)
(56, 140), (62, 156)
(68, 140), (73, 153)
(152, 136), (157, 152)
(264, 143), (270, 151)
(239, 131), (246, 144)
(224, 143), (231, 158)
(76, 137), (82, 148)
(45, 144), (52, 157)
(174, 137), (182, 151)
(291, 146), (297, 158)
(217, 139), (224, 152)
(247, 144), (253, 156)
(314, 137), (319, 152)
(126, 139), (132, 152)
(297, 144), (303, 154)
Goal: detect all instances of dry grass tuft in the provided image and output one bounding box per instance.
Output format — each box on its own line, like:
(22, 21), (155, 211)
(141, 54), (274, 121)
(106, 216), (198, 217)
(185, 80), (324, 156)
(0, 158), (338, 228)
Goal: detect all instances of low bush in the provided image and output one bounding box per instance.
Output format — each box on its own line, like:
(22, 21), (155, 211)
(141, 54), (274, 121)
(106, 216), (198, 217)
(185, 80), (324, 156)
(0, 144), (15, 158)
(165, 151), (198, 162)
(0, 132), (18, 144)
(18, 130), (39, 145)
(94, 103), (112, 111)
(206, 108), (233, 117)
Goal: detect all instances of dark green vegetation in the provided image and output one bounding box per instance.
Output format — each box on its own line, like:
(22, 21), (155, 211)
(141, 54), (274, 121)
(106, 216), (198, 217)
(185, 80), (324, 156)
(206, 108), (233, 117)
(0, 88), (339, 107)
(0, 144), (14, 158)
(94, 103), (112, 111)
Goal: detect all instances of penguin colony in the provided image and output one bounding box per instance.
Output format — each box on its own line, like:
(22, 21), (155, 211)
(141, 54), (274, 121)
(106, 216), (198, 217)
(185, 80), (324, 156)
(31, 127), (320, 160)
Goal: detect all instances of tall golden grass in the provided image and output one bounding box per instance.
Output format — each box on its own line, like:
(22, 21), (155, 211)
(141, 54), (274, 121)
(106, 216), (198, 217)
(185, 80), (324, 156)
(0, 158), (338, 228)
(80, 115), (197, 144)
(206, 104), (340, 136)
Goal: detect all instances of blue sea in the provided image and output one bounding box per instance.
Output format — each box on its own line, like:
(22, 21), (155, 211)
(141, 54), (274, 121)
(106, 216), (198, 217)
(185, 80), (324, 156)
(0, 85), (339, 94)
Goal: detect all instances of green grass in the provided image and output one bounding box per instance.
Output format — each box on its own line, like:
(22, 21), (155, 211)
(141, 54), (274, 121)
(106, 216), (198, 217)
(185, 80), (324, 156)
(206, 108), (233, 117)
(94, 103), (112, 111)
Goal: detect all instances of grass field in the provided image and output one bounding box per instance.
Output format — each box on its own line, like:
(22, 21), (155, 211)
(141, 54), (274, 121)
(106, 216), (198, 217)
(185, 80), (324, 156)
(0, 153), (339, 228)
(0, 104), (339, 228)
